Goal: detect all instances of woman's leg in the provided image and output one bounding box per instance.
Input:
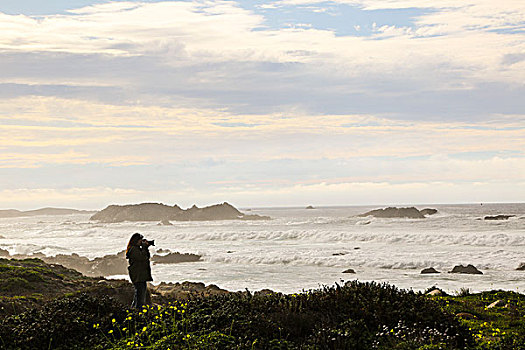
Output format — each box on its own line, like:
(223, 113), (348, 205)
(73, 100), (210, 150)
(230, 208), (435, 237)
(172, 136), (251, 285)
(131, 283), (139, 308)
(136, 282), (147, 308)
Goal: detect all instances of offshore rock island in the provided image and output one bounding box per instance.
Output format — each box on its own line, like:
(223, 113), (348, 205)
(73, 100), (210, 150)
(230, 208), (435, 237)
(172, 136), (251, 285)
(0, 207), (94, 218)
(90, 202), (270, 223)
(358, 206), (438, 219)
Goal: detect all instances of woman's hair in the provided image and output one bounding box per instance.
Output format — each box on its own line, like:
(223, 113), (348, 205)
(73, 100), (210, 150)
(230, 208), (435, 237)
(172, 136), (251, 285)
(127, 233), (143, 254)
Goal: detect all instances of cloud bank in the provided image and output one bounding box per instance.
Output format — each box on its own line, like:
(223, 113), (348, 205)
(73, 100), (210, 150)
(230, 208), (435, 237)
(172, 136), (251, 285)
(0, 0), (523, 208)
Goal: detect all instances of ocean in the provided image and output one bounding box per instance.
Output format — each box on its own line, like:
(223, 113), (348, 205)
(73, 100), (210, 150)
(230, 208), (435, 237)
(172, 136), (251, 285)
(1, 203), (524, 294)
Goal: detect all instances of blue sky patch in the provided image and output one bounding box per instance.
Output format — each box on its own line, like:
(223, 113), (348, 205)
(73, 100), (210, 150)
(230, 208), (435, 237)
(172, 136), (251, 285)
(2, 0), (431, 38)
(239, 1), (431, 36)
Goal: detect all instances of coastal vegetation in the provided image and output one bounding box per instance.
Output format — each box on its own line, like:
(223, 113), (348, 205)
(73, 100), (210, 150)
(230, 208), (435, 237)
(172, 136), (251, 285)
(0, 258), (524, 349)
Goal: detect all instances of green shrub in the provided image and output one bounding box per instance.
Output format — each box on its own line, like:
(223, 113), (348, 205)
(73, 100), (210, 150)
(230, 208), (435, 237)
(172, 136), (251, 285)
(96, 282), (473, 349)
(0, 281), (476, 349)
(0, 293), (126, 349)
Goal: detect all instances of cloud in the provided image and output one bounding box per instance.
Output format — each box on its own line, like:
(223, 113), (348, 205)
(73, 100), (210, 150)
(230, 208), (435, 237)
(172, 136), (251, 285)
(1, 96), (523, 163)
(0, 1), (523, 207)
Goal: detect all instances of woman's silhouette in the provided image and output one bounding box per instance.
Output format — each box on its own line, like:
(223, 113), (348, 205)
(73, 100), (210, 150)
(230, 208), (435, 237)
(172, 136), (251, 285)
(126, 233), (153, 308)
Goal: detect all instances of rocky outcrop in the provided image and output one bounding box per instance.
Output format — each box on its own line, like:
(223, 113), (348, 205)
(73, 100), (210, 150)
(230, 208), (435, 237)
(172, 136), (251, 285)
(10, 251), (129, 277)
(425, 287), (447, 296)
(420, 208), (438, 216)
(342, 269), (356, 274)
(358, 207), (425, 219)
(449, 264), (483, 275)
(305, 206), (315, 209)
(91, 203), (183, 222)
(516, 263), (525, 271)
(484, 215), (515, 220)
(149, 281), (229, 301)
(426, 289), (443, 296)
(91, 202), (270, 223)
(0, 208), (94, 218)
(151, 252), (201, 264)
(421, 267), (440, 274)
(5, 250), (201, 277)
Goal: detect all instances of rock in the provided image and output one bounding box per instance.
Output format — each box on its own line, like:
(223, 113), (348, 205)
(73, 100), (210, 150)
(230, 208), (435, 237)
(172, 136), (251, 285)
(159, 219), (173, 226)
(421, 208), (438, 216)
(0, 248), (10, 257)
(0, 208), (94, 218)
(0, 258), (137, 316)
(456, 312), (476, 319)
(358, 207), (425, 219)
(332, 252), (347, 256)
(151, 252), (201, 264)
(484, 215), (515, 220)
(91, 202), (270, 223)
(342, 269), (356, 274)
(426, 289), (443, 296)
(354, 247), (361, 250)
(449, 264), (483, 274)
(149, 281), (229, 300)
(487, 300), (507, 308)
(305, 205), (315, 209)
(516, 263), (525, 271)
(421, 267), (440, 274)
(2, 250), (161, 277)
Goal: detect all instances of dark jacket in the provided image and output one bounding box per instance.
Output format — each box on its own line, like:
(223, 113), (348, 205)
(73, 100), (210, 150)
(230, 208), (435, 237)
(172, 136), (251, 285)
(126, 246), (153, 283)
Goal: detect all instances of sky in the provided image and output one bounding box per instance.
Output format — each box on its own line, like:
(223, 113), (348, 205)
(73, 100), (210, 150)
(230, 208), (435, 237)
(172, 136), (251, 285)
(0, 0), (524, 210)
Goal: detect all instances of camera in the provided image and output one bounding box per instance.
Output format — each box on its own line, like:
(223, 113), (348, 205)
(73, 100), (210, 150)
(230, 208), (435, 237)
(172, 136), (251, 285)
(141, 239), (155, 247)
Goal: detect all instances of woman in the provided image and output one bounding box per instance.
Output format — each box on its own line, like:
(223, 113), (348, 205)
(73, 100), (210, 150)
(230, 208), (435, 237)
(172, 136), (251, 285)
(126, 233), (153, 309)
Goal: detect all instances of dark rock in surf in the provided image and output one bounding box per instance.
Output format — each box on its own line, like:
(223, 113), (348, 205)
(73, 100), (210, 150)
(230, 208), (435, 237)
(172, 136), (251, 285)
(421, 267), (440, 274)
(516, 263), (525, 271)
(449, 264), (483, 275)
(420, 208), (438, 216)
(90, 202), (270, 223)
(484, 215), (515, 220)
(151, 252), (201, 264)
(305, 205), (315, 209)
(342, 269), (356, 274)
(358, 207), (425, 219)
(159, 219), (173, 226)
